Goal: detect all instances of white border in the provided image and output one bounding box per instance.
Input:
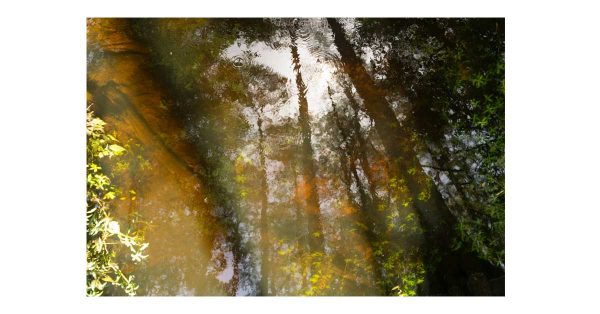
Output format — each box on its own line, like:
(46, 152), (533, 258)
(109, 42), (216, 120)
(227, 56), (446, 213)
(0, 0), (599, 313)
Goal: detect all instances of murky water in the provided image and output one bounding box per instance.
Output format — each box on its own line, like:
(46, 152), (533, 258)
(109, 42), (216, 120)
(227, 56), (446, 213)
(87, 18), (505, 296)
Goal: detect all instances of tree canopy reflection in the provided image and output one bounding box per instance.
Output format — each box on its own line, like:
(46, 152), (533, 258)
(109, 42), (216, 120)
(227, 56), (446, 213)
(87, 17), (504, 296)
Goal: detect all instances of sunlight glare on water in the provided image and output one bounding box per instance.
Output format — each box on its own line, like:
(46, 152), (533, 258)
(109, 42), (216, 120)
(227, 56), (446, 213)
(224, 20), (338, 118)
(86, 17), (506, 297)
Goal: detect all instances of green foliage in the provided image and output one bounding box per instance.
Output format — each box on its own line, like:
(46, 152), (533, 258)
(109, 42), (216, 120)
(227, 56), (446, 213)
(391, 262), (425, 296)
(86, 108), (149, 296)
(357, 18), (505, 268)
(302, 253), (334, 296)
(87, 18), (505, 296)
(380, 210), (426, 296)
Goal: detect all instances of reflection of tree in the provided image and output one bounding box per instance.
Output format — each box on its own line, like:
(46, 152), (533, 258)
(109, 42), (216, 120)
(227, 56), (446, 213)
(326, 85), (385, 294)
(327, 18), (504, 295)
(288, 23), (326, 257)
(89, 18), (280, 295)
(238, 61), (289, 295)
(87, 17), (505, 296)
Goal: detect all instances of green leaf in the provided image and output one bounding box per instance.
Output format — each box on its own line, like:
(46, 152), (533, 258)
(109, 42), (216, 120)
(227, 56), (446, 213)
(89, 163), (101, 173)
(104, 191), (116, 200)
(102, 276), (114, 283)
(309, 274), (320, 284)
(109, 144), (126, 155)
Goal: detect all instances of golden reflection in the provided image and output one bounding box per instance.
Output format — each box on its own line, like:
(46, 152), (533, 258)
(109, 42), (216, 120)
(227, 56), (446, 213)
(87, 17), (505, 296)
